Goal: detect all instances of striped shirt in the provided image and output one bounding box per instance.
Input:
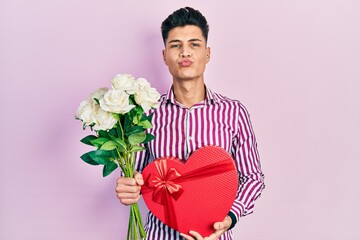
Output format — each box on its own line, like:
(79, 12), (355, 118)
(135, 86), (265, 240)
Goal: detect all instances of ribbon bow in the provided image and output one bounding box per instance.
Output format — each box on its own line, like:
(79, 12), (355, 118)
(146, 159), (184, 205)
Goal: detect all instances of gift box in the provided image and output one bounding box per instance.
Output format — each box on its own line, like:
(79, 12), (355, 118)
(141, 145), (238, 236)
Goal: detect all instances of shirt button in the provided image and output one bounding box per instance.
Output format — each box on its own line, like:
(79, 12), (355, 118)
(188, 136), (193, 140)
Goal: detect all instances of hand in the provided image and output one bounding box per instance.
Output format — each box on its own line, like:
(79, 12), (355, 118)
(180, 216), (232, 240)
(115, 171), (144, 205)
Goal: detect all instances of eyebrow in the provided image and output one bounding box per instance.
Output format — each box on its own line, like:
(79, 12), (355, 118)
(167, 38), (203, 44)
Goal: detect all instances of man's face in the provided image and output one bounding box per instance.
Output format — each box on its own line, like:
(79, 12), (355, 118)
(162, 25), (210, 82)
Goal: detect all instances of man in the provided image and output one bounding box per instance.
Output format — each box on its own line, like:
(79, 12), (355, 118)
(115, 7), (265, 240)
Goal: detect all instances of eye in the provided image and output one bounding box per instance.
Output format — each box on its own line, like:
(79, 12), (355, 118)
(170, 44), (181, 48)
(192, 43), (200, 47)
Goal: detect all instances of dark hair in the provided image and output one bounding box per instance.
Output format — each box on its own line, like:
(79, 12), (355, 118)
(161, 7), (209, 45)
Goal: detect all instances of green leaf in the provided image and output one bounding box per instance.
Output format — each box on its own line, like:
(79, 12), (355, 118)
(80, 135), (98, 146)
(146, 112), (154, 122)
(142, 133), (155, 144)
(130, 145), (146, 153)
(125, 126), (144, 136)
(100, 141), (117, 151)
(135, 105), (143, 114)
(140, 113), (147, 121)
(132, 115), (139, 125)
(88, 150), (112, 165)
(139, 119), (152, 129)
(97, 130), (108, 138)
(90, 138), (109, 148)
(124, 113), (133, 130)
(109, 122), (123, 141)
(128, 131), (146, 145)
(109, 149), (118, 159)
(102, 161), (118, 177)
(80, 152), (100, 165)
(108, 128), (118, 137)
(114, 139), (127, 152)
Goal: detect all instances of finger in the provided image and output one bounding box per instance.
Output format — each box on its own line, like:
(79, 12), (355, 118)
(180, 233), (195, 240)
(116, 183), (140, 192)
(118, 195), (141, 205)
(134, 171), (144, 185)
(213, 216), (231, 231)
(189, 230), (204, 240)
(213, 221), (225, 231)
(116, 176), (138, 187)
(116, 181), (140, 192)
(116, 190), (140, 199)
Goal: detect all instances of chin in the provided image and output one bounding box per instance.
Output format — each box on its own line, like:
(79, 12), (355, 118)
(178, 72), (198, 80)
(178, 75), (197, 81)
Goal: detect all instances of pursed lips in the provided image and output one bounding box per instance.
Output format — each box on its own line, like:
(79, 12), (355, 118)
(179, 59), (193, 67)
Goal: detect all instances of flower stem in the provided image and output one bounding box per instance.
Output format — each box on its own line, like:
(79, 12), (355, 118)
(119, 152), (146, 240)
(128, 203), (146, 240)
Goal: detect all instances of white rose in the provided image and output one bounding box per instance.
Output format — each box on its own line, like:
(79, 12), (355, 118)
(111, 74), (137, 94)
(92, 106), (117, 131)
(99, 89), (135, 114)
(75, 99), (95, 126)
(135, 87), (160, 112)
(90, 87), (109, 103)
(136, 78), (151, 90)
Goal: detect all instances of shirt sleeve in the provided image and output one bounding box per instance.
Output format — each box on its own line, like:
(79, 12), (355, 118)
(229, 104), (265, 224)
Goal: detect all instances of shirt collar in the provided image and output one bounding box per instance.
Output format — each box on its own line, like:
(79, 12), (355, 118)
(161, 85), (219, 106)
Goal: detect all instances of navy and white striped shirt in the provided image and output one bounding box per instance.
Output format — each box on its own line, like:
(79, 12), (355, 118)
(135, 86), (265, 240)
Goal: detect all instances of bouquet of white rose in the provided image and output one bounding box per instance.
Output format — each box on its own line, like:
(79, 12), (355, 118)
(75, 73), (160, 240)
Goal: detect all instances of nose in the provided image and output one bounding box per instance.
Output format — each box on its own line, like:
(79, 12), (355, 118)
(180, 52), (192, 58)
(180, 47), (192, 58)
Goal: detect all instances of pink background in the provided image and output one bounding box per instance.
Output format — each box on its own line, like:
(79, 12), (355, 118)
(1, 1), (359, 239)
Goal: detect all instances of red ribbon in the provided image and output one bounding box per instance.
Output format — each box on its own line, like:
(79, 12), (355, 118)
(142, 156), (235, 230)
(146, 159), (184, 205)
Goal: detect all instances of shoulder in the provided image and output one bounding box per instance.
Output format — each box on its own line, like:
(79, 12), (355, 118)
(212, 92), (250, 114)
(212, 92), (254, 127)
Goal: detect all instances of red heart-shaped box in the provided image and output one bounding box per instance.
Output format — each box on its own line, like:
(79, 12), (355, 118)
(141, 146), (238, 236)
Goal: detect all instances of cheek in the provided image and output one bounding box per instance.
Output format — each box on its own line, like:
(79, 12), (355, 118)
(164, 56), (174, 66)
(164, 51), (177, 64)
(199, 56), (209, 66)
(166, 58), (178, 69)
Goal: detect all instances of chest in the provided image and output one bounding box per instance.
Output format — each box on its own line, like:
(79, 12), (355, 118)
(147, 105), (238, 160)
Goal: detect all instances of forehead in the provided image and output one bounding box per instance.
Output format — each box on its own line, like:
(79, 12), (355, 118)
(166, 25), (205, 43)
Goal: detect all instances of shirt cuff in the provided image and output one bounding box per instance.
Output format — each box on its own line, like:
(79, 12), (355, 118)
(227, 211), (237, 230)
(230, 201), (245, 222)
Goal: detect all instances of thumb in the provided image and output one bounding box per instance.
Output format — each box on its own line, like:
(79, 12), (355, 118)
(134, 171), (144, 186)
(213, 221), (225, 231)
(213, 216), (231, 231)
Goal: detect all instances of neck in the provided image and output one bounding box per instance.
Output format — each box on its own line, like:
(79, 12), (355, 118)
(172, 78), (205, 108)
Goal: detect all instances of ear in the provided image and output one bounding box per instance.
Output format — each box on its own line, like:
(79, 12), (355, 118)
(206, 47), (211, 63)
(162, 49), (168, 65)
